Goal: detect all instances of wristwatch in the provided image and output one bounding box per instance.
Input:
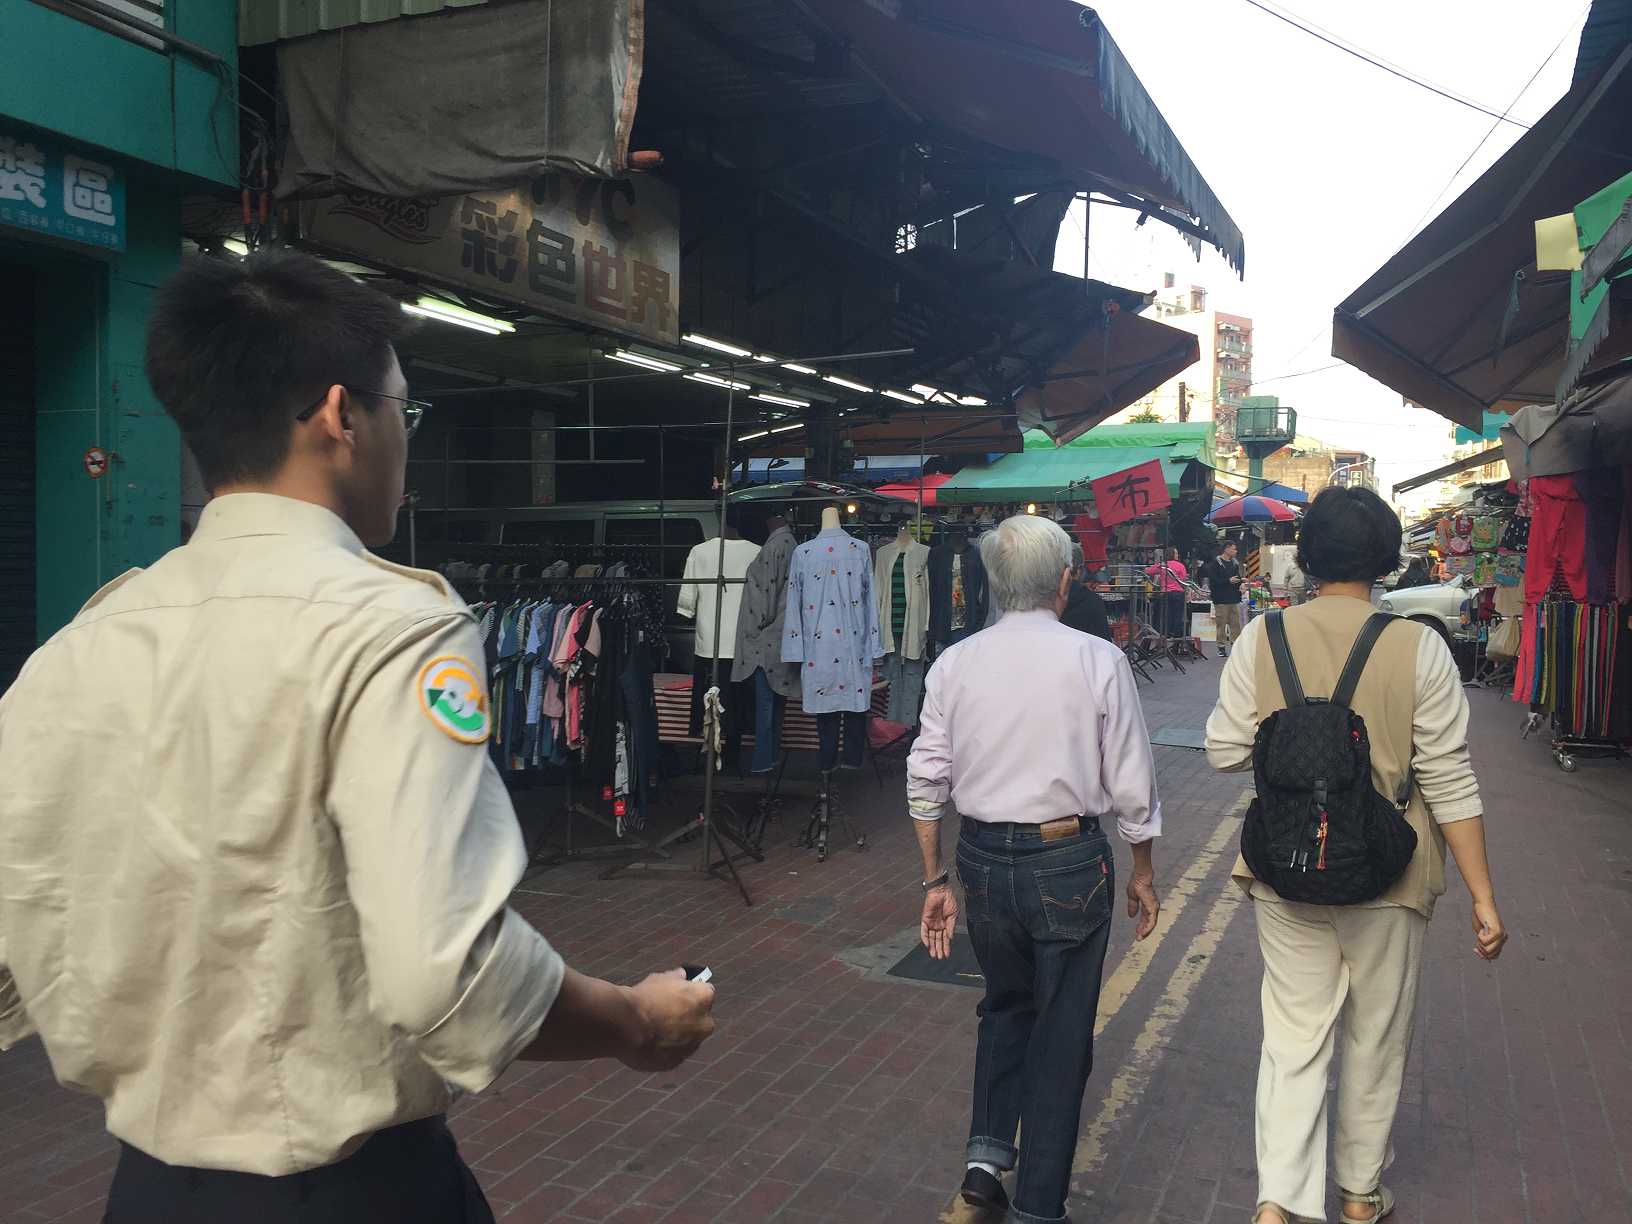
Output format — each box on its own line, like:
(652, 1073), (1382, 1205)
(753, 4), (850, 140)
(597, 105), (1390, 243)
(921, 869), (950, 891)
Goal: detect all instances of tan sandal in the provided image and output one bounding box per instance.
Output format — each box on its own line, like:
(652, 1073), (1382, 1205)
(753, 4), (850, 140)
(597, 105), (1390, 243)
(1253, 1204), (1291, 1224)
(1339, 1185), (1396, 1223)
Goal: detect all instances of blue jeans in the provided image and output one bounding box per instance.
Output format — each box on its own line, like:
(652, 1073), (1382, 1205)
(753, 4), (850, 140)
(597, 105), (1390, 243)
(748, 668), (785, 775)
(956, 817), (1115, 1224)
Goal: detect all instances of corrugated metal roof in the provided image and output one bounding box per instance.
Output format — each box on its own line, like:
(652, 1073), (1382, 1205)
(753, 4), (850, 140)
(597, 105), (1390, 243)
(1576, 0), (1632, 86)
(239, 0), (494, 47)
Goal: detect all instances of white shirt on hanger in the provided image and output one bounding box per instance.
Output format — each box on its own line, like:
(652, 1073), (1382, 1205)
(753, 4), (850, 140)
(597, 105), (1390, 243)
(677, 536), (761, 659)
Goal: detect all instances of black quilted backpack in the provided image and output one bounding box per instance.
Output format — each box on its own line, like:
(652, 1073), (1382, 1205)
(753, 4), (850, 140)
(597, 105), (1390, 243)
(1240, 612), (1418, 905)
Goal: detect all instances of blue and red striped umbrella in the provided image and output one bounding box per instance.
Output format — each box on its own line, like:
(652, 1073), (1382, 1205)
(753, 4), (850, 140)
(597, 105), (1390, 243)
(1207, 494), (1299, 524)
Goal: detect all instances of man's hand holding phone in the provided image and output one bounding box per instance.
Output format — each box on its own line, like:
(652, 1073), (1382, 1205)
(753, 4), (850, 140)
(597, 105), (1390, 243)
(621, 968), (717, 1071)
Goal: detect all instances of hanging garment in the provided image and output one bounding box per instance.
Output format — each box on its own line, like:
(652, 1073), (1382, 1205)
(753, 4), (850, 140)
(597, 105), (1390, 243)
(873, 536), (931, 659)
(677, 536), (761, 659)
(928, 543), (988, 647)
(1495, 553), (1524, 588)
(1072, 510), (1110, 566)
(1578, 466), (1626, 606)
(782, 527), (884, 714)
(1471, 517), (1502, 551)
(730, 525), (801, 699)
(1526, 475), (1590, 603)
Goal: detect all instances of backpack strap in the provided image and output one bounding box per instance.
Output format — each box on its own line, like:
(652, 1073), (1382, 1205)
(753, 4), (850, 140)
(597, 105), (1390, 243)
(1331, 613), (1397, 709)
(1264, 611), (1307, 707)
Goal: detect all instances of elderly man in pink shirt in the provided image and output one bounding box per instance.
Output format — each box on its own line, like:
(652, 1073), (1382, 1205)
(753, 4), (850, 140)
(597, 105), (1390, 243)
(907, 514), (1163, 1224)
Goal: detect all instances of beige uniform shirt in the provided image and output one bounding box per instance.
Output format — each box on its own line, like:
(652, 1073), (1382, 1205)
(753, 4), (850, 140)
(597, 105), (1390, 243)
(0, 494), (563, 1175)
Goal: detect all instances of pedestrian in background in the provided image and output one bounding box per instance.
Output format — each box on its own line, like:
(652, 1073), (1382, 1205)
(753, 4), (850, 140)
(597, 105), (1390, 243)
(1060, 542), (1113, 642)
(0, 250), (715, 1223)
(1204, 486), (1506, 1224)
(909, 515), (1162, 1224)
(1145, 546), (1188, 637)
(1202, 540), (1244, 655)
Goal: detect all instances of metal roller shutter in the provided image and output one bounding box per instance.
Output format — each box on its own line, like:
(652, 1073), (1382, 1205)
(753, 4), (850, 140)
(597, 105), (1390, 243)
(0, 263), (36, 691)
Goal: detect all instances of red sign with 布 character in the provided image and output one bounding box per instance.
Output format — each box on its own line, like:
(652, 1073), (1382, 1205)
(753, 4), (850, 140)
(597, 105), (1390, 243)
(1090, 458), (1171, 528)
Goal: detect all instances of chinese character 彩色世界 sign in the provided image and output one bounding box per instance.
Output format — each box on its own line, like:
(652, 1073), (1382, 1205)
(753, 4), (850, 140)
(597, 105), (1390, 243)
(0, 129), (125, 252)
(300, 172), (680, 345)
(1089, 458), (1172, 528)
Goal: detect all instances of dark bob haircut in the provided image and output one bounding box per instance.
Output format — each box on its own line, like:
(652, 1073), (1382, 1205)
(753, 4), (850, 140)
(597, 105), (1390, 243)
(145, 247), (411, 489)
(1294, 486), (1402, 585)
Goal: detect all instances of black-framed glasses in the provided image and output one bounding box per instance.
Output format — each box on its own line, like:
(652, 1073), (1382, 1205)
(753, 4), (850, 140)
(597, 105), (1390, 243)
(297, 388), (429, 439)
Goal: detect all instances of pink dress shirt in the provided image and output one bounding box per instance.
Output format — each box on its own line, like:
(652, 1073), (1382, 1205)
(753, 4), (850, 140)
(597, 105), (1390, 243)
(906, 610), (1162, 843)
(1145, 560), (1188, 593)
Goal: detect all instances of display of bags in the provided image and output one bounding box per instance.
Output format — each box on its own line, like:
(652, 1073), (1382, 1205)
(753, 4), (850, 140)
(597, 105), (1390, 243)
(1471, 517), (1502, 551)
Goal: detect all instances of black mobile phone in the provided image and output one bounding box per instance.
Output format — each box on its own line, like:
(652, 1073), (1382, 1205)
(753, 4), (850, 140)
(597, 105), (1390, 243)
(682, 964), (713, 984)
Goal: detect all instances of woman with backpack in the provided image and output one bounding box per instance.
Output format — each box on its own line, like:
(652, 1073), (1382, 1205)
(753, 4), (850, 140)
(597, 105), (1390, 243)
(1203, 487), (1506, 1224)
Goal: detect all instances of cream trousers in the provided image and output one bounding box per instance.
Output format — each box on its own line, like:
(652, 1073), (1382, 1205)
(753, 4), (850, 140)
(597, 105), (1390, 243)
(1253, 897), (1427, 1220)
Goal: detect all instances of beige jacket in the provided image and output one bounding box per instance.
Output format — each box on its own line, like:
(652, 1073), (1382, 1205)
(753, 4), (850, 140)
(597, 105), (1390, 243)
(1205, 597), (1482, 919)
(874, 536), (931, 660)
(0, 494), (562, 1174)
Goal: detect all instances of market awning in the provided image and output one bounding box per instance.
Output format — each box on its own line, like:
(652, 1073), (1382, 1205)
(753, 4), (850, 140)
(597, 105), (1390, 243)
(1023, 421), (1214, 450)
(1498, 369), (1632, 480)
(798, 1), (1243, 272)
(1331, 46), (1632, 430)
(1392, 447), (1508, 496)
(938, 443), (1207, 506)
(876, 474), (954, 508)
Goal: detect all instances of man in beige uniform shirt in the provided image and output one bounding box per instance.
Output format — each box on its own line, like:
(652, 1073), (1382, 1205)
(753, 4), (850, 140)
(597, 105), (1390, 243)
(0, 250), (714, 1222)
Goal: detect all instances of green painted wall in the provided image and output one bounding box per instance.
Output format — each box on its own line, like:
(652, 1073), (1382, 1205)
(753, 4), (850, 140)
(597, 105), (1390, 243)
(0, 1), (238, 187)
(1, 3), (235, 641)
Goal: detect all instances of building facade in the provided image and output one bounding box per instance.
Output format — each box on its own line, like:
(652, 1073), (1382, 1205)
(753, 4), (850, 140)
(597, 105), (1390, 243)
(1108, 278), (1253, 463)
(0, 1), (239, 685)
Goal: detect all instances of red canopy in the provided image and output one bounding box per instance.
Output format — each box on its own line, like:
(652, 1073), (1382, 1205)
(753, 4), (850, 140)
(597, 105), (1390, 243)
(875, 474), (953, 508)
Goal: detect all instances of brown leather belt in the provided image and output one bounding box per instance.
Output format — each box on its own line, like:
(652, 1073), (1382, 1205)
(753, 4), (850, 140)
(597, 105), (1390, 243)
(961, 814), (1098, 842)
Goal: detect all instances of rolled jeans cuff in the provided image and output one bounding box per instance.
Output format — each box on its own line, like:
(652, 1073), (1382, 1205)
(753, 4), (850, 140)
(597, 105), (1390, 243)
(965, 1136), (1017, 1171)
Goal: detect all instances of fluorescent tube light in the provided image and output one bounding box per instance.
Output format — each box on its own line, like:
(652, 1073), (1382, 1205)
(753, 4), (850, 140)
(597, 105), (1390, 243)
(686, 372), (752, 391)
(683, 333), (753, 358)
(607, 349), (682, 372)
(751, 393), (811, 409)
(824, 375), (875, 394)
(883, 389), (925, 404)
(404, 297), (516, 335)
(782, 362), (819, 375)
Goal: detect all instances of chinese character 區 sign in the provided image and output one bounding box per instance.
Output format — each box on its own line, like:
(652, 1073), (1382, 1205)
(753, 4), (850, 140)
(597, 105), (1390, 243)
(301, 171), (679, 345)
(0, 130), (125, 252)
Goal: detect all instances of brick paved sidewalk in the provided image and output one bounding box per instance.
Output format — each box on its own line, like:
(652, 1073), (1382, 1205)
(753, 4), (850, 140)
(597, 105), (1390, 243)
(2, 655), (1629, 1224)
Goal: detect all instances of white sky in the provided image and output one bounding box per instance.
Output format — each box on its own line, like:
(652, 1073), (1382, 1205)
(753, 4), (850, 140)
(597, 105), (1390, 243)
(1051, 0), (1593, 508)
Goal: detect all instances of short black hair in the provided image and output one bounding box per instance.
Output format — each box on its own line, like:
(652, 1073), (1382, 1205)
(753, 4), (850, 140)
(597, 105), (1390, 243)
(145, 248), (411, 488)
(1295, 486), (1402, 584)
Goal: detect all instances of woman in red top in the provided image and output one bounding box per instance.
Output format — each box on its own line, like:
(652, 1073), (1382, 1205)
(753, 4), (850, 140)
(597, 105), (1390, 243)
(1145, 547), (1189, 637)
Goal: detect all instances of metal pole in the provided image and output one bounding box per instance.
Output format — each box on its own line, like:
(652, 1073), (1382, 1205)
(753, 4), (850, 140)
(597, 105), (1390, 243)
(700, 384), (735, 873)
(587, 355), (595, 464)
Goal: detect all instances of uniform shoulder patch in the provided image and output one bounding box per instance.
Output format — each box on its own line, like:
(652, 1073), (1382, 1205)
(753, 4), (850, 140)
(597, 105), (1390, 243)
(417, 655), (491, 744)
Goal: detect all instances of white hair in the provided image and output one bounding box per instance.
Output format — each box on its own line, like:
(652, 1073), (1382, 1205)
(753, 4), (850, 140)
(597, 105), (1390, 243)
(980, 514), (1072, 613)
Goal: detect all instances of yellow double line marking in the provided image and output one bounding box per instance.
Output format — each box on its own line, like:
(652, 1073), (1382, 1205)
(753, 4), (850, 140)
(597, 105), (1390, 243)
(940, 795), (1249, 1223)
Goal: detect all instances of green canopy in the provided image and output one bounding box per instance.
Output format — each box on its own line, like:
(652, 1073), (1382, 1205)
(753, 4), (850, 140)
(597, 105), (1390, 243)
(1021, 422), (1215, 451)
(939, 442), (1205, 506)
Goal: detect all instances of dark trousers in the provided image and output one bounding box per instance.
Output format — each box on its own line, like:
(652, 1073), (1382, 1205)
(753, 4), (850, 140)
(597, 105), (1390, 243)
(1160, 591), (1186, 637)
(749, 668), (786, 775)
(104, 1116), (493, 1224)
(815, 710), (866, 772)
(956, 817), (1114, 1224)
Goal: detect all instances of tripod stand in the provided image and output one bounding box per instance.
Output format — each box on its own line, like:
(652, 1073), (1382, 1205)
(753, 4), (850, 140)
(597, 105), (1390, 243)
(798, 769), (868, 862)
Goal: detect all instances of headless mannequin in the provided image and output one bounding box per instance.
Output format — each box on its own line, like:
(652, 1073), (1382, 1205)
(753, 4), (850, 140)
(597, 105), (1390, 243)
(896, 524), (913, 547)
(821, 505), (842, 531)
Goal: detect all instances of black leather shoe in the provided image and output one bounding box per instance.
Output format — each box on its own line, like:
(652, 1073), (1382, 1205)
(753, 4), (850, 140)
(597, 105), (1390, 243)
(960, 1167), (1009, 1213)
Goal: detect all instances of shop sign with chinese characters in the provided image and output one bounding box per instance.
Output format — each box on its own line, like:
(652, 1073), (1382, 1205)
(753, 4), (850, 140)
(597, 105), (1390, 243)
(301, 172), (679, 345)
(0, 129), (125, 252)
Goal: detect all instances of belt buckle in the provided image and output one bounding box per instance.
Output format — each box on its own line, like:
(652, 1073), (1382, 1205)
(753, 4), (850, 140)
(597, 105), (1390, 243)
(1039, 815), (1079, 842)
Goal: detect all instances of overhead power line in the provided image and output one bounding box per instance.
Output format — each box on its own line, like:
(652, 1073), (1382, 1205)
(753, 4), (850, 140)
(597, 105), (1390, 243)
(1240, 0), (1535, 130)
(1398, 3), (1589, 243)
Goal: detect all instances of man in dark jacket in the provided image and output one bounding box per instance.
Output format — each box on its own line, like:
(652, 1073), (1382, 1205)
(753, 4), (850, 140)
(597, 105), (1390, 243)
(1060, 546), (1113, 641)
(1201, 541), (1243, 656)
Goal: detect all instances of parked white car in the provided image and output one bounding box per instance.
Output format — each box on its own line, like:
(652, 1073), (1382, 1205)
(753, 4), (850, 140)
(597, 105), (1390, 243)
(1377, 574), (1467, 640)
